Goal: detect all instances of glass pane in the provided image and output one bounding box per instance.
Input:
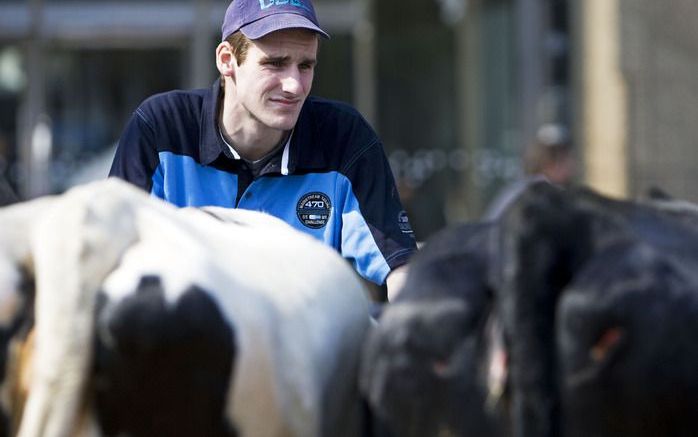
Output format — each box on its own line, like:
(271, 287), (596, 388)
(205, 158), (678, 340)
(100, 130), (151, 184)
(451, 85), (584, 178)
(44, 48), (184, 191)
(376, 0), (456, 239)
(0, 46), (23, 194)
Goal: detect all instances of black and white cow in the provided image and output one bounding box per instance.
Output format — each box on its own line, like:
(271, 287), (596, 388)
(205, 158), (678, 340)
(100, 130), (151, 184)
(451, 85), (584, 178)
(362, 180), (698, 437)
(0, 178), (372, 437)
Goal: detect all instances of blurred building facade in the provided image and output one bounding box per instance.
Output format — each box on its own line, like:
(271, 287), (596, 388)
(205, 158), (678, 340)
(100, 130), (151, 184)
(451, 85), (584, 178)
(1, 0), (697, 239)
(0, 0), (358, 198)
(576, 0), (698, 202)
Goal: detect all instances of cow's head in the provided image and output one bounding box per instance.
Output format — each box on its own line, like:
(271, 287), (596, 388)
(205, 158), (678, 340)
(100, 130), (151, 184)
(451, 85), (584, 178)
(360, 223), (508, 437)
(558, 240), (698, 437)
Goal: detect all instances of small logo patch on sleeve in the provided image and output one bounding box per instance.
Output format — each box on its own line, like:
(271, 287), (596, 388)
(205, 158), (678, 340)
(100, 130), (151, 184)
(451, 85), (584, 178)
(398, 210), (414, 234)
(297, 192), (331, 228)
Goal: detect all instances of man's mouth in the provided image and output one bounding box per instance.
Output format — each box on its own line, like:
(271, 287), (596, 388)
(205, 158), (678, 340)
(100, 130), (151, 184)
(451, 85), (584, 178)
(269, 97), (300, 108)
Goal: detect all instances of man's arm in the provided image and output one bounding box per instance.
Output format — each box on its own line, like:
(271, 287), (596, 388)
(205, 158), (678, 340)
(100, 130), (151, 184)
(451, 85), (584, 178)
(386, 264), (409, 302)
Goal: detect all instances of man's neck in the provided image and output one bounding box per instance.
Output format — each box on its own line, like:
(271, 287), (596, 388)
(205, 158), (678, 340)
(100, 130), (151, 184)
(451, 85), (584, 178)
(219, 88), (287, 161)
(220, 123), (286, 162)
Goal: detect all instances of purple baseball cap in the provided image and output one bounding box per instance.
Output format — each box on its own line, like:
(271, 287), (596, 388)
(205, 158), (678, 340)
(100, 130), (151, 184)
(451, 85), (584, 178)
(221, 0), (330, 41)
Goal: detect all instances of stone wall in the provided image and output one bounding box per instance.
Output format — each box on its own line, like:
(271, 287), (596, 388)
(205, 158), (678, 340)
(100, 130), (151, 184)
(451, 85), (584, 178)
(620, 0), (698, 201)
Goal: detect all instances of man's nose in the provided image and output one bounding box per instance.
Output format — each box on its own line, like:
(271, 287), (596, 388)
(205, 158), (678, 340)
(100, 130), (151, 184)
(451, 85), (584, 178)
(281, 68), (303, 94)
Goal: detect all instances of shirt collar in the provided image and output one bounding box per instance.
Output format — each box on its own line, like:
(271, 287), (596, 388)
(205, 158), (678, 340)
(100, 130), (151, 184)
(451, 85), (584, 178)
(218, 125), (242, 160)
(199, 78), (226, 165)
(221, 126), (292, 176)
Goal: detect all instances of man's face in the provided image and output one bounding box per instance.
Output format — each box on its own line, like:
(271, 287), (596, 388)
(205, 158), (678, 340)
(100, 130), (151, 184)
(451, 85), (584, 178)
(233, 28), (318, 132)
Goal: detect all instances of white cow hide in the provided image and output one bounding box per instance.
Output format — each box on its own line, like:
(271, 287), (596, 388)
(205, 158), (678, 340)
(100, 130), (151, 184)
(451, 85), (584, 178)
(0, 179), (371, 437)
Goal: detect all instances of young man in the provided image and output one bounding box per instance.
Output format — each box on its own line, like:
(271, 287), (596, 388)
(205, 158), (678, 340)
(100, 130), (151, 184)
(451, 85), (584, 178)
(109, 0), (416, 299)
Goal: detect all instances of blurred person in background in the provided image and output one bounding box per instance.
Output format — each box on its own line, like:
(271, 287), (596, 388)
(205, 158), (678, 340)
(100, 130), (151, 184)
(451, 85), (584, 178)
(484, 123), (576, 220)
(523, 123), (576, 186)
(109, 0), (416, 300)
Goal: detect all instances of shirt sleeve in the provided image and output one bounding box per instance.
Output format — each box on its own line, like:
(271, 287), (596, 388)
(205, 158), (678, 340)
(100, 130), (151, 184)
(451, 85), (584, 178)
(108, 108), (161, 194)
(340, 139), (417, 284)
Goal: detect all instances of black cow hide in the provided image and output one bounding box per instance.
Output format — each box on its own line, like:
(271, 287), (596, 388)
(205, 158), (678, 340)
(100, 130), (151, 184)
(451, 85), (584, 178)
(362, 180), (698, 437)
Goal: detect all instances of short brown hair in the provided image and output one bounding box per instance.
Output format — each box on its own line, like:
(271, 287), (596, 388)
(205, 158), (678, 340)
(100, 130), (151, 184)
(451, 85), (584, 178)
(227, 31), (251, 65)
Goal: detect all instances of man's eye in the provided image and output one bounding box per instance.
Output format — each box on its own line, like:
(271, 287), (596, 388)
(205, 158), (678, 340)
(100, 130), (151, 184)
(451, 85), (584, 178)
(299, 63), (314, 71)
(266, 60), (285, 68)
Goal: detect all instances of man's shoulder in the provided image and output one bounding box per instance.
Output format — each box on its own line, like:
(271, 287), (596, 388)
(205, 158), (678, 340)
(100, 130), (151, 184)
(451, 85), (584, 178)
(126, 87), (213, 156)
(132, 87), (213, 141)
(138, 87), (209, 118)
(301, 96), (378, 145)
(304, 96), (364, 121)
(295, 96), (384, 173)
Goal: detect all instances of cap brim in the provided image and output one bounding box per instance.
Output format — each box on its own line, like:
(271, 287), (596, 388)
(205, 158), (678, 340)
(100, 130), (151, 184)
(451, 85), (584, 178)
(240, 13), (330, 40)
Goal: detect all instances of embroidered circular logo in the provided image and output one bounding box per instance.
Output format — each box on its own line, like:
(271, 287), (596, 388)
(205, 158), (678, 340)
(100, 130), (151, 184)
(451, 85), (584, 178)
(398, 210), (414, 234)
(297, 192), (332, 229)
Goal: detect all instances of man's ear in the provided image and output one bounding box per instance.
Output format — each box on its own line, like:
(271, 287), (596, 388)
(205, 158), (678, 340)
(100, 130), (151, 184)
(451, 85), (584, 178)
(216, 41), (236, 79)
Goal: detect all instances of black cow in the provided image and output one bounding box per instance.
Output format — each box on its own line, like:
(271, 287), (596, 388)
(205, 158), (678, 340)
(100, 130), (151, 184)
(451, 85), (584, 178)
(557, 239), (698, 437)
(362, 180), (698, 437)
(360, 222), (509, 437)
(495, 181), (698, 437)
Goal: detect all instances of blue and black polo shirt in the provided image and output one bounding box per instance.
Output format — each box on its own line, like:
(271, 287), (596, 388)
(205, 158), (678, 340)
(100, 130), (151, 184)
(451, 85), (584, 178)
(109, 80), (416, 285)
